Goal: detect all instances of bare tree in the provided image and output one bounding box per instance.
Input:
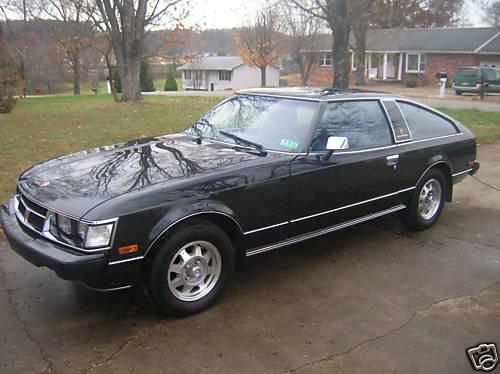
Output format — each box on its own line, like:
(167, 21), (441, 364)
(236, 9), (284, 87)
(482, 0), (500, 27)
(6, 0), (94, 95)
(290, 0), (376, 89)
(91, 0), (188, 102)
(280, 4), (322, 85)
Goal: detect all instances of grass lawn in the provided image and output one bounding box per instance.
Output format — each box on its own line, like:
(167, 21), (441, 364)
(438, 108), (500, 144)
(0, 94), (221, 202)
(0, 95), (499, 204)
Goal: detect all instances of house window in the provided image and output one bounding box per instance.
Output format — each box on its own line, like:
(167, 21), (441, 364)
(184, 70), (192, 80)
(219, 70), (231, 81)
(320, 53), (332, 67)
(406, 53), (426, 73)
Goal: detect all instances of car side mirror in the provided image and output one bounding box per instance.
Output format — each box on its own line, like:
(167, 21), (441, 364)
(323, 136), (349, 160)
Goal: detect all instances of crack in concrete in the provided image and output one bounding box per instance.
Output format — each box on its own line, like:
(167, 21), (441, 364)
(282, 282), (499, 374)
(81, 335), (138, 374)
(435, 232), (500, 251)
(0, 258), (55, 374)
(472, 176), (500, 192)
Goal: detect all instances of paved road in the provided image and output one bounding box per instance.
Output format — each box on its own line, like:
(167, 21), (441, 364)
(1, 144), (499, 374)
(146, 91), (500, 112)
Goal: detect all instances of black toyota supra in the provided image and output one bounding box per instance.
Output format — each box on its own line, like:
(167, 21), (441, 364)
(1, 88), (480, 315)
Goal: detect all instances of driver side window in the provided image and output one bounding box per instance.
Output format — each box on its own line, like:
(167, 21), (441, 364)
(311, 100), (393, 151)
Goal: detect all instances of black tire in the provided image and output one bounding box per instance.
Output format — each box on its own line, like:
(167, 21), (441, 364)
(402, 168), (447, 231)
(147, 220), (235, 316)
(455, 90), (462, 95)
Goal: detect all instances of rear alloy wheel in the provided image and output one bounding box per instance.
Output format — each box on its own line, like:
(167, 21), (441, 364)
(417, 179), (442, 221)
(147, 221), (235, 316)
(403, 168), (446, 231)
(455, 90), (462, 95)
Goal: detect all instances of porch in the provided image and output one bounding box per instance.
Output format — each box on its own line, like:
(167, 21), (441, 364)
(364, 52), (404, 81)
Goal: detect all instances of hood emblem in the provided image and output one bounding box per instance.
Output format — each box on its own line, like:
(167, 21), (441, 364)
(39, 180), (50, 187)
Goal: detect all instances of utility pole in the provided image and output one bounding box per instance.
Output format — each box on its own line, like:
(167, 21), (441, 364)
(23, 0), (29, 96)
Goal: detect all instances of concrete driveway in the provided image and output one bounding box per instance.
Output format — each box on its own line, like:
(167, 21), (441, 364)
(1, 144), (499, 374)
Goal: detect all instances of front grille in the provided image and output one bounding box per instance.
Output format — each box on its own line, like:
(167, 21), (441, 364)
(16, 194), (48, 233)
(13, 191), (115, 253)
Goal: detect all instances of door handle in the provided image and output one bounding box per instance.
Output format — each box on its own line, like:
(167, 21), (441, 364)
(386, 154), (399, 167)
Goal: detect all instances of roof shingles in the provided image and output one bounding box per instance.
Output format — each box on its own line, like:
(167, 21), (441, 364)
(310, 27), (500, 54)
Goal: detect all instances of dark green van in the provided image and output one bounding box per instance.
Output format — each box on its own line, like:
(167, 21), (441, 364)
(454, 66), (500, 95)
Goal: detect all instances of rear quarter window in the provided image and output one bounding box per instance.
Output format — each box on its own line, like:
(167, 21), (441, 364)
(397, 102), (458, 141)
(482, 68), (498, 80)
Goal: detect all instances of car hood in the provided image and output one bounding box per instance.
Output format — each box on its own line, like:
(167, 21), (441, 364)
(17, 134), (261, 218)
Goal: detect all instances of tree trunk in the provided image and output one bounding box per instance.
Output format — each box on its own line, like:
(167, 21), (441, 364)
(298, 56), (308, 85)
(260, 66), (267, 87)
(72, 50), (81, 95)
(119, 57), (142, 102)
(353, 21), (368, 86)
(104, 51), (119, 102)
(331, 28), (350, 89)
(329, 1), (350, 89)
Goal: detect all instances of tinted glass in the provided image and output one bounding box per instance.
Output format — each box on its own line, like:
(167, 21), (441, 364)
(187, 96), (318, 152)
(311, 101), (392, 151)
(456, 68), (479, 78)
(397, 102), (458, 140)
(482, 68), (498, 80)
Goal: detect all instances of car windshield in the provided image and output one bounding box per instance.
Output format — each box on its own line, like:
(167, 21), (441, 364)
(186, 95), (319, 153)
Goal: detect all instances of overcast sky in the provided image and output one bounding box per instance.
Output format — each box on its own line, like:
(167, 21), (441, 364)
(0, 0), (489, 29)
(186, 0), (487, 29)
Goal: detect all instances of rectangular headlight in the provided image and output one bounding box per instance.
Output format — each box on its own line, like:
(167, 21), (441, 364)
(84, 223), (114, 248)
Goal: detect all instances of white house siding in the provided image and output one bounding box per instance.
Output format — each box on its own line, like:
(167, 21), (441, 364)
(182, 65), (280, 91)
(182, 71), (208, 90)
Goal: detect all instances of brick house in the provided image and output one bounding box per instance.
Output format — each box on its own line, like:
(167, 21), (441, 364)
(305, 27), (500, 87)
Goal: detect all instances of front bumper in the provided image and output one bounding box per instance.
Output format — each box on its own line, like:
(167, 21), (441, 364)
(453, 84), (480, 92)
(1, 201), (106, 280)
(1, 199), (141, 289)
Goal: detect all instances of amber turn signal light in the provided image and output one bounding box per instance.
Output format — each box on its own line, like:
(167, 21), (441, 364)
(118, 244), (139, 255)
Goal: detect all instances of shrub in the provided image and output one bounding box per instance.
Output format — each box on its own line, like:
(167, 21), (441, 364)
(164, 72), (178, 91)
(109, 62), (155, 94)
(140, 61), (155, 92)
(0, 94), (16, 113)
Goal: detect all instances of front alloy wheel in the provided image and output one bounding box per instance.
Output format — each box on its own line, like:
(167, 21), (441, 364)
(167, 241), (222, 302)
(147, 220), (235, 316)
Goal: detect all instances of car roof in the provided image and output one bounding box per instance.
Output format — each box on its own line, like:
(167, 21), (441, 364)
(236, 87), (399, 101)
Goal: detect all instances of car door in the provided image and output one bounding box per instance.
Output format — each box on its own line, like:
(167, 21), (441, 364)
(288, 99), (402, 237)
(482, 68), (500, 93)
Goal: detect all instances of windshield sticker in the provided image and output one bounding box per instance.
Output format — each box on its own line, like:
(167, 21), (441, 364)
(280, 138), (299, 150)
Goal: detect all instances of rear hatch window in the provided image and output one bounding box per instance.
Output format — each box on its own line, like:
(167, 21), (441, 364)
(455, 68), (479, 85)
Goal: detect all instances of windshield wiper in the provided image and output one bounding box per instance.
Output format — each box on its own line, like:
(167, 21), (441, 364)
(190, 118), (214, 144)
(190, 118), (267, 156)
(219, 130), (267, 156)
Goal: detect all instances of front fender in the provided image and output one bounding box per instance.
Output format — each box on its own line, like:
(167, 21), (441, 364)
(146, 199), (243, 253)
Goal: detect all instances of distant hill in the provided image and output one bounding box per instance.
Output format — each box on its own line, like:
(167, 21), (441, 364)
(146, 28), (239, 56)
